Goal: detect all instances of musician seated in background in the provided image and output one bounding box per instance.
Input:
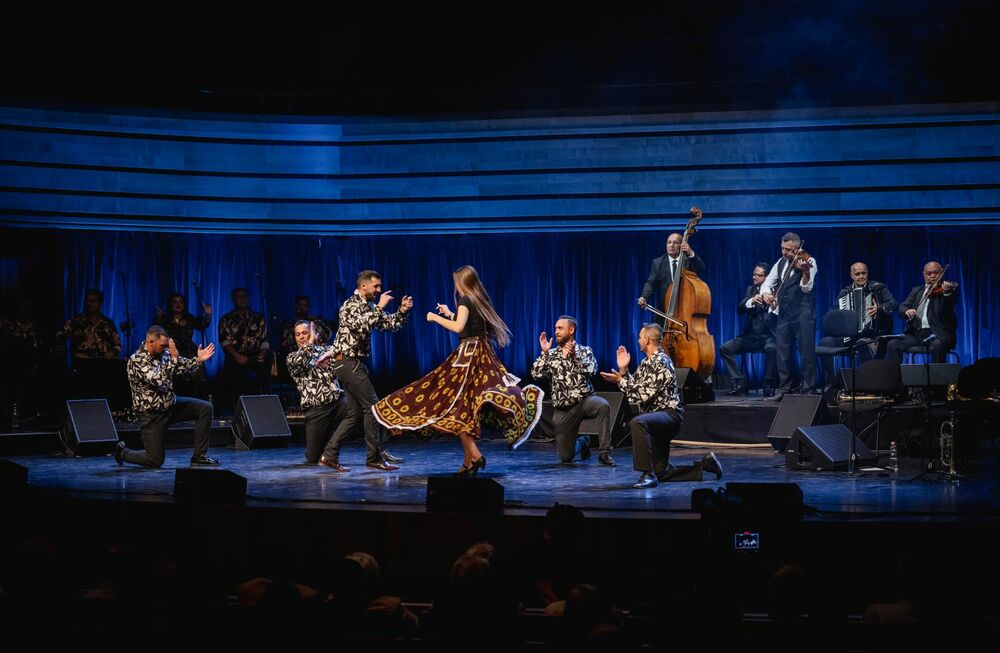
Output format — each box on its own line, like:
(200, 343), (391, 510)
(761, 232), (818, 400)
(886, 261), (958, 364)
(155, 292), (212, 398)
(720, 263), (776, 397)
(59, 288), (129, 409)
(638, 232), (707, 325)
(219, 287), (272, 410)
(819, 262), (898, 389)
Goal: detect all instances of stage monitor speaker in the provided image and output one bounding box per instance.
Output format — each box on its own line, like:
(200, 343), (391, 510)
(900, 364), (960, 388)
(65, 399), (120, 456)
(174, 468), (247, 504)
(676, 367), (714, 404)
(426, 476), (504, 514)
(0, 459), (29, 492)
(767, 395), (825, 452)
(232, 395), (291, 450)
(785, 424), (874, 471)
(579, 391), (627, 440)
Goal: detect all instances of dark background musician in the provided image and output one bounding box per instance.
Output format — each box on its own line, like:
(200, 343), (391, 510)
(886, 261), (958, 364)
(819, 262), (898, 389)
(638, 232), (707, 324)
(155, 292), (212, 398)
(720, 263), (776, 396)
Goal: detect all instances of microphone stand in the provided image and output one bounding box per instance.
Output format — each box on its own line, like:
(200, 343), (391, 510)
(118, 272), (136, 422)
(118, 272), (135, 355)
(846, 333), (902, 476)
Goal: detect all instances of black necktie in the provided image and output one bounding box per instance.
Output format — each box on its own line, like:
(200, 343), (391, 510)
(671, 259), (678, 282)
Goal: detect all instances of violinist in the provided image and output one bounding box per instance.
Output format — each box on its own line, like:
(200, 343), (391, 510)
(886, 261), (958, 364)
(760, 232), (818, 400)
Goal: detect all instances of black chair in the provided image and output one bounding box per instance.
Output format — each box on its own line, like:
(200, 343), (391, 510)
(902, 346), (960, 364)
(816, 310), (861, 386)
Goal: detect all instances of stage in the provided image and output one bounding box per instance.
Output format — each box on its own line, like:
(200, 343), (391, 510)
(7, 436), (1000, 518)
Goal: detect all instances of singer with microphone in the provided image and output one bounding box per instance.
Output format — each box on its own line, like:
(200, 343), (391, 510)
(886, 261), (958, 364)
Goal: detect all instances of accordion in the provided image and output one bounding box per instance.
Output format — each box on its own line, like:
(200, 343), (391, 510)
(838, 287), (876, 337)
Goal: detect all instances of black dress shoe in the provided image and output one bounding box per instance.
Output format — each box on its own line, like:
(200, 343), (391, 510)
(632, 473), (657, 489)
(725, 385), (746, 396)
(381, 450), (404, 464)
(578, 436), (591, 461)
(766, 391), (786, 402)
(702, 451), (724, 480)
(366, 461), (399, 472)
(599, 453), (617, 467)
(114, 441), (127, 466)
(762, 386), (775, 398)
(190, 453), (220, 466)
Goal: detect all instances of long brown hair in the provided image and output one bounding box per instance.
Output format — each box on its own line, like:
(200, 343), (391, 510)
(453, 265), (511, 348)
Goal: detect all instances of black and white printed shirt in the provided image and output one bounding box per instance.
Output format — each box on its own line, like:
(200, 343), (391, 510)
(286, 344), (344, 409)
(332, 290), (410, 359)
(219, 309), (269, 357)
(530, 343), (598, 408)
(126, 346), (203, 414)
(618, 348), (682, 414)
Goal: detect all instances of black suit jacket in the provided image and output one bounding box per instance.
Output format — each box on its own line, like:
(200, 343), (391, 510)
(640, 253), (707, 307)
(736, 284), (773, 339)
(834, 281), (898, 336)
(899, 285), (958, 344)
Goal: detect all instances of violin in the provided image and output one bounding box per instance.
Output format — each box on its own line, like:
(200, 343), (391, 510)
(926, 264), (958, 298)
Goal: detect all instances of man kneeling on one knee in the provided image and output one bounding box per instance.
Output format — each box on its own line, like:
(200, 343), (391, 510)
(532, 315), (615, 466)
(600, 323), (722, 489)
(118, 325), (218, 468)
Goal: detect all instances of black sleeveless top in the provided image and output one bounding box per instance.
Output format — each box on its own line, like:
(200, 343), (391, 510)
(457, 295), (487, 339)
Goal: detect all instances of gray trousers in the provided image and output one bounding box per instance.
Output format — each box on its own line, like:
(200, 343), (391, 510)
(124, 396), (212, 468)
(302, 395), (356, 464)
(553, 394), (612, 462)
(629, 409), (703, 481)
(331, 357), (387, 464)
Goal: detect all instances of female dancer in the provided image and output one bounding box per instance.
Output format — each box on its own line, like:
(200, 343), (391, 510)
(372, 266), (543, 475)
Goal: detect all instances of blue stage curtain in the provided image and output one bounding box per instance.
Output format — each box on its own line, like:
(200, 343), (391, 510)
(52, 226), (997, 390)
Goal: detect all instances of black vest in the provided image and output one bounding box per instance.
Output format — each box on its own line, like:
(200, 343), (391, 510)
(775, 258), (815, 317)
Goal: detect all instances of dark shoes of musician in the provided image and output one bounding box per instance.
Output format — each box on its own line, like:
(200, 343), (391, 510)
(702, 452), (724, 480)
(114, 441), (127, 466)
(599, 453), (617, 467)
(762, 385), (775, 398)
(319, 456), (351, 472)
(632, 473), (658, 489)
(766, 390), (786, 402)
(190, 453), (220, 466)
(381, 450), (404, 464)
(366, 461), (400, 472)
(725, 384), (746, 396)
(578, 436), (592, 461)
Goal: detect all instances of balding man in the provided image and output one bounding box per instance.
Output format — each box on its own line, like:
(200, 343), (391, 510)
(819, 262), (898, 387)
(601, 323), (721, 489)
(639, 232), (707, 324)
(886, 261), (958, 364)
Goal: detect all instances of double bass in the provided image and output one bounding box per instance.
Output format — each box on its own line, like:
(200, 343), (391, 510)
(640, 207), (715, 380)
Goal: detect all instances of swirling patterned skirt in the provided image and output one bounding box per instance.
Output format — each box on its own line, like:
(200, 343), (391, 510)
(372, 337), (543, 449)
